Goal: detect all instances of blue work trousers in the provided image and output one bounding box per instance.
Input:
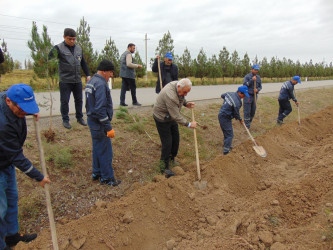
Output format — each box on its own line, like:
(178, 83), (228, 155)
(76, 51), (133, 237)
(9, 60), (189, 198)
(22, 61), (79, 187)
(278, 99), (292, 121)
(59, 81), (83, 122)
(0, 166), (19, 250)
(243, 95), (257, 129)
(87, 118), (114, 180)
(218, 114), (233, 154)
(120, 78), (138, 105)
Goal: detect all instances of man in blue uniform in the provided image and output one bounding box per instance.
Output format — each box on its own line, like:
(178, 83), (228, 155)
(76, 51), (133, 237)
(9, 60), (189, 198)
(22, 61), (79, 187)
(85, 60), (121, 186)
(218, 86), (249, 155)
(152, 52), (178, 93)
(277, 76), (301, 124)
(49, 28), (91, 129)
(0, 84), (50, 250)
(243, 64), (262, 129)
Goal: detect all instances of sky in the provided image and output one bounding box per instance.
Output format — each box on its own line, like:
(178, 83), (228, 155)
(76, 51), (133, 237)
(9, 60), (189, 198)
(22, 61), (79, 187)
(1, 0), (332, 68)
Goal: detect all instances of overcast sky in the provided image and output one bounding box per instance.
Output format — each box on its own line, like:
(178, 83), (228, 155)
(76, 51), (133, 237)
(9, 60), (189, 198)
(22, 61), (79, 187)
(1, 0), (332, 68)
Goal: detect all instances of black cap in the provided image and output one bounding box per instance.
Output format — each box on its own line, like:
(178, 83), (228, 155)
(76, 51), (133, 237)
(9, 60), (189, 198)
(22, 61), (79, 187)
(97, 59), (115, 71)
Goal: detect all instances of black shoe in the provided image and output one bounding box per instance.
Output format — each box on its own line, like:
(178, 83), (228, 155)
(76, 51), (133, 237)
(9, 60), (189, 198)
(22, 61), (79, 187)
(165, 169), (175, 178)
(63, 121), (72, 129)
(133, 102), (142, 106)
(223, 151), (229, 155)
(277, 119), (284, 125)
(120, 103), (128, 106)
(4, 246), (12, 250)
(92, 174), (101, 181)
(101, 178), (122, 186)
(77, 118), (87, 126)
(5, 233), (37, 247)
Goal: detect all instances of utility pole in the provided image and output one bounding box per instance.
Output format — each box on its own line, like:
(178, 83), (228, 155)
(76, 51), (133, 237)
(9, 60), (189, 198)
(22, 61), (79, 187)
(144, 33), (149, 82)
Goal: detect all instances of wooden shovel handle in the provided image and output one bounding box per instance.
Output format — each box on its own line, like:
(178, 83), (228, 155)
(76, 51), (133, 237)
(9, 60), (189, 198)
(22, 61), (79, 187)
(33, 117), (59, 250)
(192, 109), (201, 181)
(157, 57), (163, 91)
(242, 121), (258, 147)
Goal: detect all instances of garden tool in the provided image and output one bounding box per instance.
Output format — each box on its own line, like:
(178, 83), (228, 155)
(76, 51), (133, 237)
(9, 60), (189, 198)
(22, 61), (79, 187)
(242, 121), (267, 157)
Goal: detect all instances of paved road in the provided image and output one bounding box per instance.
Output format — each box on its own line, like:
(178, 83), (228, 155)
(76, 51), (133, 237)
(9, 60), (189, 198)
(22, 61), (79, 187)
(35, 80), (333, 117)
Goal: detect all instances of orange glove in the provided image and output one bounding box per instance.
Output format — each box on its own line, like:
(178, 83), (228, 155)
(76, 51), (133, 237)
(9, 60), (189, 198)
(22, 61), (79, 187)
(107, 129), (115, 138)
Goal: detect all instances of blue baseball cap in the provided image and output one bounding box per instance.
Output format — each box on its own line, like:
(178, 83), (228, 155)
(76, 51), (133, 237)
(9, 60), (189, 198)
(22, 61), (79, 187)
(292, 75), (301, 83)
(165, 52), (173, 60)
(252, 64), (260, 70)
(6, 83), (39, 114)
(238, 85), (250, 98)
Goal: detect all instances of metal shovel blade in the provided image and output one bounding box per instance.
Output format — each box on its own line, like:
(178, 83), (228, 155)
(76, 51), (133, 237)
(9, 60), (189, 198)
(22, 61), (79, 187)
(194, 180), (208, 190)
(253, 146), (267, 158)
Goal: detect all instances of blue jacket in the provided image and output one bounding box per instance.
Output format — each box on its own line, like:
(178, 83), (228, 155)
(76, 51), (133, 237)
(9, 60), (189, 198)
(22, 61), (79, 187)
(219, 92), (243, 120)
(85, 74), (113, 132)
(243, 73), (262, 95)
(278, 80), (297, 102)
(0, 92), (44, 181)
(152, 58), (178, 93)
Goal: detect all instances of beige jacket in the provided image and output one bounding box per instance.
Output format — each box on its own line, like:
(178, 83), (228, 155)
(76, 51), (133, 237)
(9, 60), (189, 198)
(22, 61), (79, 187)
(153, 81), (189, 126)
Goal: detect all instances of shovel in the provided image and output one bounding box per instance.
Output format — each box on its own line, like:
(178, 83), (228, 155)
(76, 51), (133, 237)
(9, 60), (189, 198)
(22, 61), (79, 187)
(192, 109), (207, 190)
(33, 117), (59, 250)
(157, 56), (163, 91)
(294, 90), (301, 125)
(242, 121), (267, 157)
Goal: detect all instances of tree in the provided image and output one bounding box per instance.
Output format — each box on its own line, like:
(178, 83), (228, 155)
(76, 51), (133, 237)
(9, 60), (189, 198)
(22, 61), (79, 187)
(27, 21), (58, 89)
(76, 16), (98, 75)
(230, 50), (241, 82)
(218, 46), (231, 81)
(151, 31), (175, 67)
(241, 52), (251, 76)
(99, 37), (120, 77)
(178, 47), (193, 78)
(207, 54), (220, 80)
(0, 39), (14, 82)
(194, 48), (208, 82)
(14, 60), (22, 70)
(133, 51), (146, 79)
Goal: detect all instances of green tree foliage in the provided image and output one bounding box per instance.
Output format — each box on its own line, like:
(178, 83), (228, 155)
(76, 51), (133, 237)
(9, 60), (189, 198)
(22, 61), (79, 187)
(152, 30), (175, 67)
(241, 52), (251, 76)
(230, 50), (241, 82)
(178, 47), (193, 78)
(194, 48), (208, 81)
(0, 39), (14, 81)
(14, 60), (22, 70)
(99, 37), (120, 77)
(27, 22), (58, 89)
(133, 51), (146, 78)
(207, 54), (220, 80)
(218, 46), (231, 81)
(76, 16), (98, 75)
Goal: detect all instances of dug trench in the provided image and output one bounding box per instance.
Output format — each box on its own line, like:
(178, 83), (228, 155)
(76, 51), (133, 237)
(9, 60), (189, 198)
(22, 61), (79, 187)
(18, 105), (333, 249)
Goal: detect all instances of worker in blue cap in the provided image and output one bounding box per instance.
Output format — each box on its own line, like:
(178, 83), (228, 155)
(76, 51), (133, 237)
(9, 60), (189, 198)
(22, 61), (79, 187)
(152, 52), (178, 93)
(243, 64), (262, 129)
(218, 86), (249, 155)
(277, 76), (301, 124)
(0, 84), (51, 250)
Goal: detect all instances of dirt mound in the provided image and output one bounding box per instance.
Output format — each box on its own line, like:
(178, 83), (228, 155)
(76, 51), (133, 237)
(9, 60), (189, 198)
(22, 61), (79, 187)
(20, 106), (333, 250)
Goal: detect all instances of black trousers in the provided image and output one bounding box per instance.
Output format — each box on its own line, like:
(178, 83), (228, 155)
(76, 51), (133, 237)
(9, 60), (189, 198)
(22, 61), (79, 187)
(120, 77), (137, 104)
(154, 118), (180, 168)
(59, 81), (83, 122)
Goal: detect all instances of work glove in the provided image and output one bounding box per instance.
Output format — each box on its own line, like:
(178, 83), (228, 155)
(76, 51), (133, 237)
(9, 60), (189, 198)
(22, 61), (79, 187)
(107, 129), (115, 138)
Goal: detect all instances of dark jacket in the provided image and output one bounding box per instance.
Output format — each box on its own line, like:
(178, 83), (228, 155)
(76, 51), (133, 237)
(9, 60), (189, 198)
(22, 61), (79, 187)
(152, 58), (178, 93)
(219, 92), (243, 120)
(48, 41), (90, 83)
(243, 73), (262, 95)
(0, 92), (44, 181)
(85, 74), (113, 132)
(278, 80), (297, 102)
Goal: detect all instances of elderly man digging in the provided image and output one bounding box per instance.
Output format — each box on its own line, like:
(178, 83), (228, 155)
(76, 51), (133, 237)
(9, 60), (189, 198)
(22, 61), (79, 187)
(153, 78), (197, 178)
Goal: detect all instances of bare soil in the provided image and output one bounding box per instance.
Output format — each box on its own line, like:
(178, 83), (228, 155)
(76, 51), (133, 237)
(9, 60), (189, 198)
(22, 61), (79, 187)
(13, 87), (333, 249)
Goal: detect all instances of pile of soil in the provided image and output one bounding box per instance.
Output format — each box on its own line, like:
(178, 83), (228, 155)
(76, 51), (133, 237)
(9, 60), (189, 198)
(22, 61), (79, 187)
(20, 106), (333, 250)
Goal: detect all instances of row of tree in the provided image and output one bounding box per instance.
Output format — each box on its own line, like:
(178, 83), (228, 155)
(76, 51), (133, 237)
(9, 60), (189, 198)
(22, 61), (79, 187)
(1, 17), (333, 88)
